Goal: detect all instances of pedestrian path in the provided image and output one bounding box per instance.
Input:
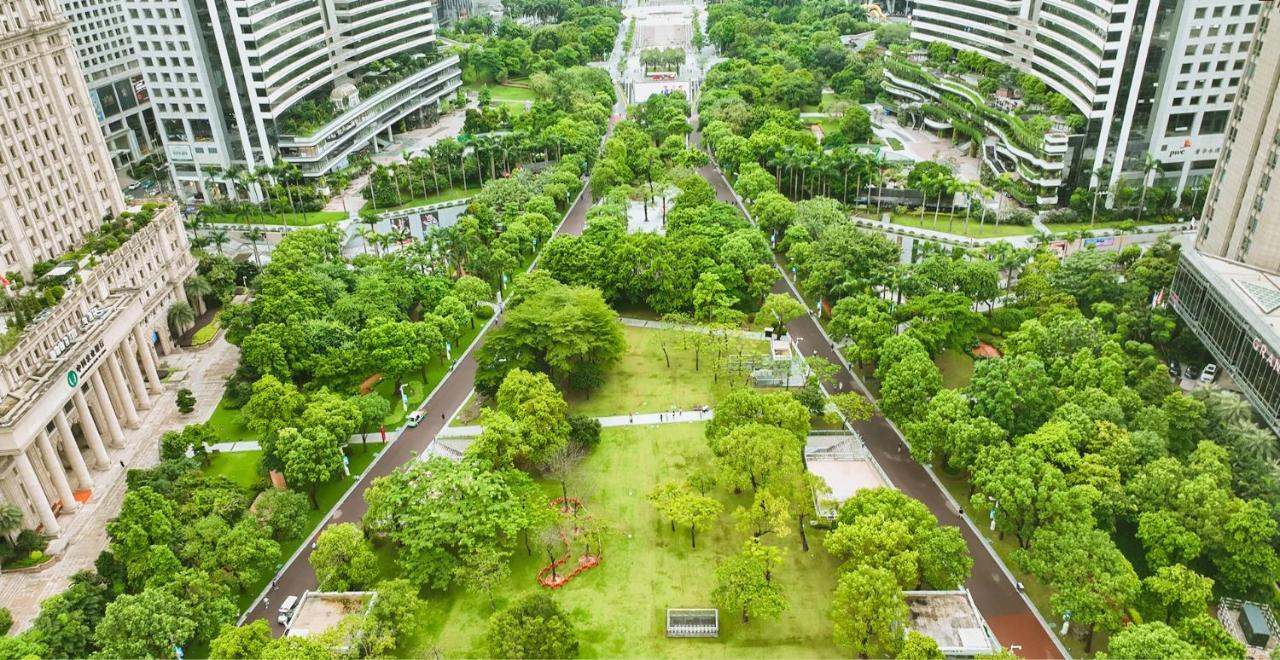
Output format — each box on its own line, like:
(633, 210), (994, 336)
(438, 408), (714, 438)
(207, 434), (386, 454)
(619, 317), (766, 339)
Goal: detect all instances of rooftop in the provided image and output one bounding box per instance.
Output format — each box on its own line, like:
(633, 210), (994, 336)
(1179, 247), (1280, 345)
(805, 432), (891, 519)
(285, 591), (376, 640)
(905, 590), (1000, 656)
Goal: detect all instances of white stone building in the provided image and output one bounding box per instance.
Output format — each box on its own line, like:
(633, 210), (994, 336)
(0, 0), (195, 536)
(910, 0), (1264, 200)
(123, 0), (463, 201)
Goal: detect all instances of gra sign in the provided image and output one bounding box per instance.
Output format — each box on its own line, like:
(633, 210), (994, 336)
(1251, 338), (1280, 375)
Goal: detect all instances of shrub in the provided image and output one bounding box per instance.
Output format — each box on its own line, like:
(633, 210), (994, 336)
(14, 530), (45, 555)
(0, 608), (10, 634)
(176, 388), (196, 414)
(475, 305), (495, 320)
(998, 208), (1035, 226)
(567, 414), (601, 449)
(1040, 208), (1078, 224)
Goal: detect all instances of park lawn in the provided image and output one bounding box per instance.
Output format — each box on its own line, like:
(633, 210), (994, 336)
(800, 92), (842, 114)
(190, 313), (221, 346)
(207, 395), (256, 443)
(204, 447), (384, 611)
(886, 137), (905, 151)
(934, 349), (975, 389)
(889, 213), (1035, 238)
(484, 83), (537, 102)
(934, 468), (1095, 657)
(565, 325), (770, 417)
(387, 185), (480, 211)
(203, 211), (346, 226)
(806, 117), (842, 139)
(397, 422), (843, 658)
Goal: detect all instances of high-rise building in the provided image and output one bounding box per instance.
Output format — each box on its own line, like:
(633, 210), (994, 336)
(124, 0), (462, 201)
(0, 0), (126, 279)
(60, 0), (159, 169)
(909, 0), (1263, 201)
(0, 0), (196, 538)
(1168, 2), (1280, 433)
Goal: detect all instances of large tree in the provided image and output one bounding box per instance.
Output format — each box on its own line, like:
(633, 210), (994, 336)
(310, 523), (379, 591)
(712, 540), (788, 624)
(830, 565), (908, 658)
(364, 457), (537, 588)
(94, 588), (196, 659)
(278, 427), (345, 508)
(485, 594), (579, 659)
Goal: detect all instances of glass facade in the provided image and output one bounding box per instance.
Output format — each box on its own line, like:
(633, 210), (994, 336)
(1169, 254), (1280, 432)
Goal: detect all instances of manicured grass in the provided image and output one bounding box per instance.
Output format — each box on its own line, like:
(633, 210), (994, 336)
(396, 422), (843, 657)
(886, 137), (905, 150)
(479, 83), (537, 102)
(203, 447), (383, 611)
(565, 325), (770, 417)
(190, 313), (221, 346)
(205, 451), (262, 489)
(386, 185), (480, 211)
(799, 92), (843, 114)
(806, 117), (842, 139)
(203, 211), (347, 226)
(888, 213), (1035, 238)
(934, 349), (975, 389)
(206, 396), (256, 443)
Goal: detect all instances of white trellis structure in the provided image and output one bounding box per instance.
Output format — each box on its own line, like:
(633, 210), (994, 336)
(666, 608), (719, 638)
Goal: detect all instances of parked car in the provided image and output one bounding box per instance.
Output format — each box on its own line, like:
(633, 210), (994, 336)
(1200, 363), (1218, 383)
(1183, 365), (1200, 380)
(1168, 361), (1180, 377)
(277, 594), (299, 625)
(406, 411), (424, 428)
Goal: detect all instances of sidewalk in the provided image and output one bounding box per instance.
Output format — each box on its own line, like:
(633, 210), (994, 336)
(437, 408), (714, 438)
(619, 316), (766, 340)
(206, 435), (388, 454)
(0, 339), (240, 630)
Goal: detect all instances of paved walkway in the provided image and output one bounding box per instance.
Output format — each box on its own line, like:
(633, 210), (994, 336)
(206, 435), (388, 454)
(0, 339), (240, 630)
(619, 316), (766, 339)
(438, 408), (714, 438)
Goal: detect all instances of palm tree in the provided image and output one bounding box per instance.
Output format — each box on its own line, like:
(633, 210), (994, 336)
(185, 275), (214, 315)
(0, 503), (23, 546)
(244, 227), (266, 267)
(208, 228), (230, 255)
(1229, 422), (1280, 463)
(167, 301), (195, 339)
(357, 227), (378, 256)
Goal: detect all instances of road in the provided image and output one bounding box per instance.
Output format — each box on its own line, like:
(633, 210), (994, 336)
(692, 128), (1065, 659)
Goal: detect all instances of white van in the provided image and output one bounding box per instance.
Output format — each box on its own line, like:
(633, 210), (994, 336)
(277, 595), (299, 625)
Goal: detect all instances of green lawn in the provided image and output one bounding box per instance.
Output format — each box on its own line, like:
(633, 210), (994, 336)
(206, 396), (256, 443)
(481, 83), (540, 102)
(396, 422), (843, 657)
(191, 314), (221, 346)
(934, 349), (975, 389)
(800, 92), (843, 114)
(203, 211), (347, 226)
(565, 325), (770, 417)
(203, 447), (383, 611)
(386, 185), (480, 211)
(888, 213), (1035, 238)
(886, 137), (905, 151)
(806, 117), (842, 139)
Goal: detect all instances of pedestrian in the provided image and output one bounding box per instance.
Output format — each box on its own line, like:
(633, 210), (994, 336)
(119, 460), (125, 469)
(311, 541), (317, 551)
(440, 413), (445, 421)
(264, 597), (270, 608)
(272, 578), (278, 590)
(659, 413), (664, 422)
(897, 442), (903, 454)
(629, 412), (634, 423)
